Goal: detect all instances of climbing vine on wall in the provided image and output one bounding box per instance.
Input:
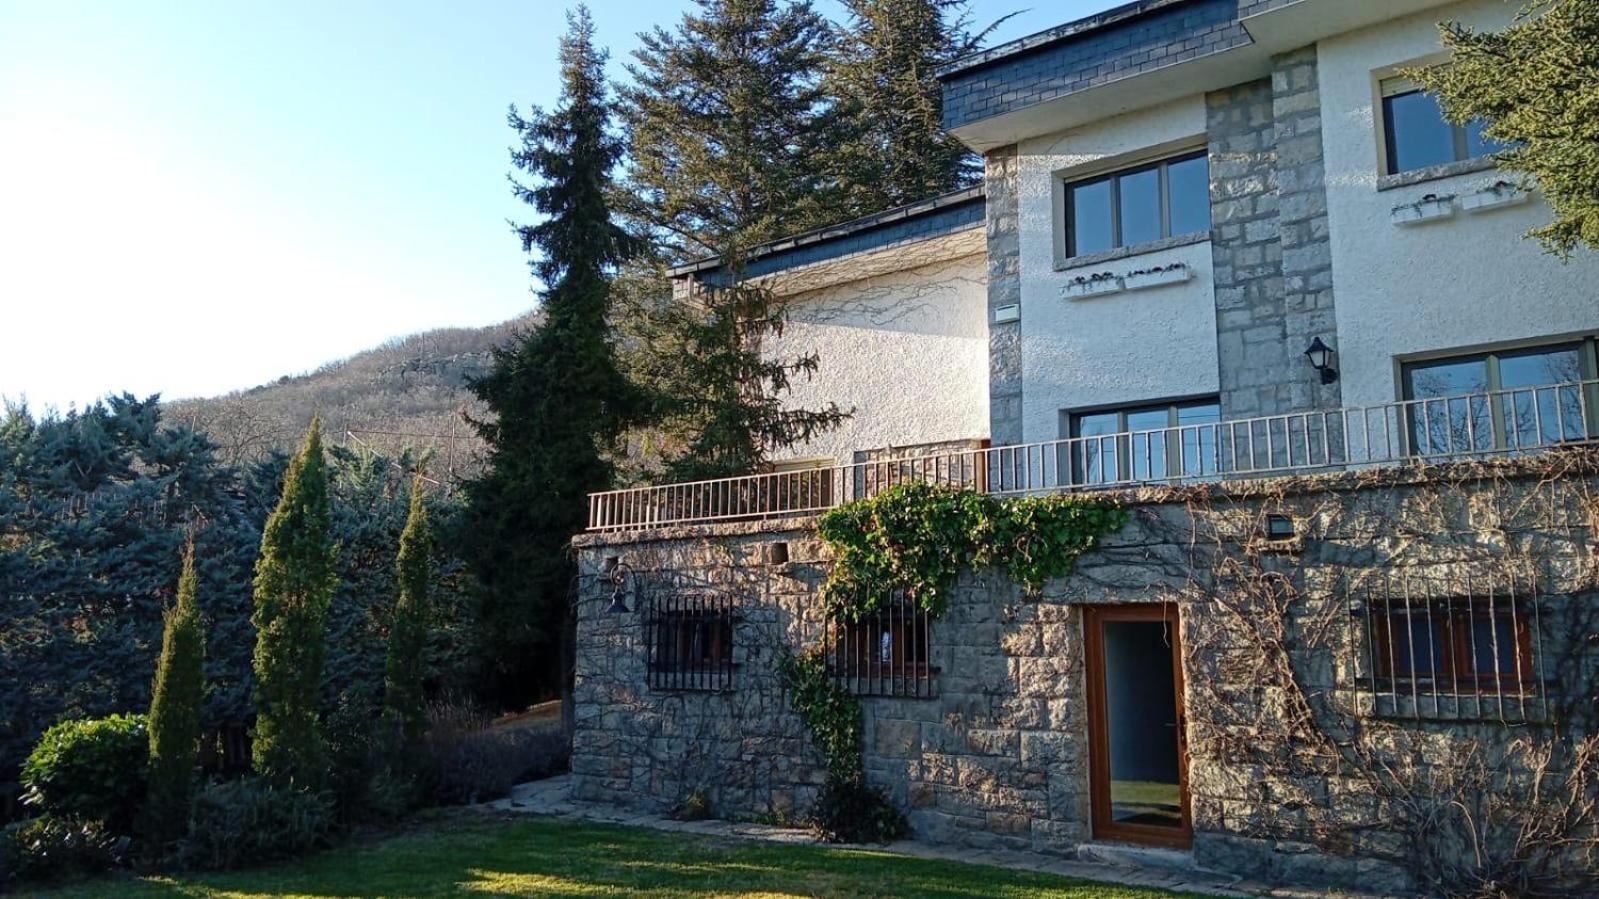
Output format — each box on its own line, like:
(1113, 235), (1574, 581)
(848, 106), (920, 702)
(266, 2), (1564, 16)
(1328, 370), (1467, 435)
(816, 482), (1128, 620)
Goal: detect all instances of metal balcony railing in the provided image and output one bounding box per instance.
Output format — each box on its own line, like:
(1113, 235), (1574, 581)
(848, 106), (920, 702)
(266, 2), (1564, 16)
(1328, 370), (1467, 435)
(587, 379), (1599, 531)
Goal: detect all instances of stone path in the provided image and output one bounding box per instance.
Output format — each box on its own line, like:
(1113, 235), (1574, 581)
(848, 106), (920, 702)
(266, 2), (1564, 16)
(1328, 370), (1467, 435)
(487, 776), (1393, 898)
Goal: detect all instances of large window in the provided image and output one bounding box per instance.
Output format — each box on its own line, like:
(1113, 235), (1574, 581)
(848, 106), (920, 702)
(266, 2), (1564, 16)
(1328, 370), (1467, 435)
(1381, 76), (1506, 175)
(1402, 340), (1597, 456)
(1068, 398), (1220, 484)
(1065, 151), (1210, 257)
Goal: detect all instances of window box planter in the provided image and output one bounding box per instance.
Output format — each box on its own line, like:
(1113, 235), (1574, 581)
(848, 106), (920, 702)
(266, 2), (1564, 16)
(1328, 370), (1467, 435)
(1461, 181), (1530, 214)
(1063, 272), (1122, 299)
(1390, 193), (1455, 226)
(1122, 263), (1192, 292)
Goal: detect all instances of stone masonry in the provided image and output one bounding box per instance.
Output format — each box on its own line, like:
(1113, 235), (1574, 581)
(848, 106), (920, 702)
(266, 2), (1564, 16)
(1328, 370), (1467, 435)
(1206, 46), (1342, 421)
(985, 146), (1024, 447)
(572, 455), (1599, 894)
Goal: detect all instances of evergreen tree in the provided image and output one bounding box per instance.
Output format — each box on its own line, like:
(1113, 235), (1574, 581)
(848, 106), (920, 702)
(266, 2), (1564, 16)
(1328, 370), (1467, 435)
(384, 474), (430, 748)
(144, 539), (205, 844)
(617, 0), (839, 259)
(250, 419), (336, 788)
(465, 6), (635, 706)
(826, 0), (987, 214)
(1411, 0), (1599, 257)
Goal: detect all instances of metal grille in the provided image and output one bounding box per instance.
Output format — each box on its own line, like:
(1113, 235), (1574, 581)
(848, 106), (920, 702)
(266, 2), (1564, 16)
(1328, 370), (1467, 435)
(645, 592), (736, 692)
(824, 600), (936, 697)
(1347, 569), (1550, 723)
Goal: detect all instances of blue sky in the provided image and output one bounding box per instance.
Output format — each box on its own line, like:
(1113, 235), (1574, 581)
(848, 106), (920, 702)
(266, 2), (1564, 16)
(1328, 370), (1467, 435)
(0, 0), (1115, 411)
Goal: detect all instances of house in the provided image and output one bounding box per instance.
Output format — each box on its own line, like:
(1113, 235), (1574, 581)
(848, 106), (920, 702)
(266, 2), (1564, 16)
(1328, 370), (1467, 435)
(572, 1), (1599, 891)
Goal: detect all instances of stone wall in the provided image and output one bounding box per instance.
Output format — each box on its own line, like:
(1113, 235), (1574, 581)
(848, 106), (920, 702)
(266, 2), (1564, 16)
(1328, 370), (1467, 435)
(572, 456), (1599, 893)
(983, 146), (1024, 447)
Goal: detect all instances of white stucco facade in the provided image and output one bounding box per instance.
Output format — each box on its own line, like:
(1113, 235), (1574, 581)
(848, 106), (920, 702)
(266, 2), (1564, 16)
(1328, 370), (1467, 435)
(762, 234), (989, 464)
(1014, 98), (1221, 444)
(1318, 0), (1599, 410)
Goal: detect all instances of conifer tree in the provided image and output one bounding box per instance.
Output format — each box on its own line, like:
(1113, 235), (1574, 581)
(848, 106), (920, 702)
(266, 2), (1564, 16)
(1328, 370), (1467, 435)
(144, 539), (205, 844)
(1411, 0), (1599, 257)
(465, 6), (635, 705)
(826, 0), (988, 214)
(250, 418), (336, 788)
(384, 474), (430, 748)
(617, 0), (840, 259)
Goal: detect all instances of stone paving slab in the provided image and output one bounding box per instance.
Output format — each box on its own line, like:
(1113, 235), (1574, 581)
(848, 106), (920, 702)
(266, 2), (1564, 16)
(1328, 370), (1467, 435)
(486, 776), (1395, 899)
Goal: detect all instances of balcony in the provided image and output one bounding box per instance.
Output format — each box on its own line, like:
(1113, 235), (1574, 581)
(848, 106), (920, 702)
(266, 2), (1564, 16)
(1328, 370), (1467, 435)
(587, 380), (1599, 532)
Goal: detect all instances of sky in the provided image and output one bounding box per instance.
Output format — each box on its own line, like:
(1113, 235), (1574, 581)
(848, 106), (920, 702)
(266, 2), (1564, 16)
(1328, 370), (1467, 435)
(0, 0), (1115, 412)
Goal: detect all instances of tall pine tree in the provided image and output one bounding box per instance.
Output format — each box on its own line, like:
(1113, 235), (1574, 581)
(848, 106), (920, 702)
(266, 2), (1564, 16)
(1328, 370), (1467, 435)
(384, 474), (430, 749)
(144, 539), (205, 845)
(465, 6), (635, 707)
(251, 419), (336, 788)
(826, 0), (989, 215)
(617, 0), (840, 259)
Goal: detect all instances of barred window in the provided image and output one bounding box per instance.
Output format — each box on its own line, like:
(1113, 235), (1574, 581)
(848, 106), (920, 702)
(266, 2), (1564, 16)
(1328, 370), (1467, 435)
(646, 592), (736, 692)
(1351, 571), (1549, 722)
(826, 601), (936, 697)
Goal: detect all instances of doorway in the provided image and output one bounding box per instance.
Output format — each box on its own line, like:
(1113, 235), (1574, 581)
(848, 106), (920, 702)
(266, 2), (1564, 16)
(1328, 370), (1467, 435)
(1084, 604), (1191, 847)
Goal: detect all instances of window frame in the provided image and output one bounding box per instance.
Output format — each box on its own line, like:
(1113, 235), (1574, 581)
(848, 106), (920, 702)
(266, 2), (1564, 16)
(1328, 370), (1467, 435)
(1065, 396), (1222, 484)
(1371, 603), (1537, 696)
(1063, 150), (1210, 259)
(1379, 76), (1500, 176)
(1400, 338), (1599, 455)
(646, 592), (737, 692)
(826, 600), (937, 698)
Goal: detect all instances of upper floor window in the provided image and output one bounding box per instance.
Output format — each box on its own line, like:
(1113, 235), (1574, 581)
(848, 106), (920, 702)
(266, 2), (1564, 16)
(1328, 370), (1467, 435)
(1402, 339), (1598, 456)
(1068, 398), (1220, 484)
(1065, 151), (1210, 258)
(1381, 76), (1506, 175)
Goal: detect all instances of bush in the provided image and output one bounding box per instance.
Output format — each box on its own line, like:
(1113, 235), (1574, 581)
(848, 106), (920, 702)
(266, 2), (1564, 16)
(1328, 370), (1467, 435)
(808, 776), (906, 844)
(323, 695), (414, 824)
(419, 700), (567, 807)
(1, 814), (125, 885)
(179, 777), (333, 871)
(21, 714), (149, 834)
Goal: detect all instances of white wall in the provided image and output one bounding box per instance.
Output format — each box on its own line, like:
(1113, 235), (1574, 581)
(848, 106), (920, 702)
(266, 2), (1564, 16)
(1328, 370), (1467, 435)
(1318, 0), (1599, 410)
(1015, 97), (1221, 444)
(763, 248), (989, 464)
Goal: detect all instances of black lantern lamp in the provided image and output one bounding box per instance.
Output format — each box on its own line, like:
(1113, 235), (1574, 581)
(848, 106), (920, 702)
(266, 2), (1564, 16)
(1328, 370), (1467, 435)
(602, 555), (632, 614)
(1304, 336), (1338, 385)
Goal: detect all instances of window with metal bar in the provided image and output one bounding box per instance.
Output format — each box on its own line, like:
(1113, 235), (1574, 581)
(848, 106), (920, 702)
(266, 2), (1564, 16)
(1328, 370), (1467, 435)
(645, 592), (736, 692)
(825, 601), (936, 697)
(1064, 151), (1210, 258)
(1067, 398), (1221, 485)
(1350, 570), (1549, 723)
(1401, 338), (1599, 457)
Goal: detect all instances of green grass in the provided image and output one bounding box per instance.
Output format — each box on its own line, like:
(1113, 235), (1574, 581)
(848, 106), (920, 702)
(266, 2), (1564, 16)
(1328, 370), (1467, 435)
(23, 811), (1219, 898)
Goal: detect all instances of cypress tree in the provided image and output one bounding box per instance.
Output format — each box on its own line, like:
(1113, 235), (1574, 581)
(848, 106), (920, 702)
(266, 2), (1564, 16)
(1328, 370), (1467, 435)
(1410, 0), (1599, 257)
(144, 539), (205, 844)
(384, 474), (430, 748)
(616, 0), (840, 259)
(826, 0), (987, 215)
(465, 6), (635, 706)
(250, 418), (336, 788)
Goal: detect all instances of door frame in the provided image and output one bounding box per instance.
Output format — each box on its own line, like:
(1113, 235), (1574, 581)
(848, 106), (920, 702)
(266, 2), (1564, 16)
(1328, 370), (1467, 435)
(1083, 602), (1192, 848)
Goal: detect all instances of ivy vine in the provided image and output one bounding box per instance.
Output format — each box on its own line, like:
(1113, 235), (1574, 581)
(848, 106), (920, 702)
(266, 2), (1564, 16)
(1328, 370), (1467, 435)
(777, 647), (862, 783)
(816, 482), (1128, 620)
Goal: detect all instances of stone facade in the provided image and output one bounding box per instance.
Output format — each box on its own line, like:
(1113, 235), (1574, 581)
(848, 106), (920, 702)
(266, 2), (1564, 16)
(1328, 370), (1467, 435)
(984, 146), (1023, 447)
(572, 456), (1599, 893)
(1205, 46), (1342, 422)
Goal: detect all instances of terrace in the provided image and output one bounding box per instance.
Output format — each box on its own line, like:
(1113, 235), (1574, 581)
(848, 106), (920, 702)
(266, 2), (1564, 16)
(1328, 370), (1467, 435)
(588, 379), (1599, 531)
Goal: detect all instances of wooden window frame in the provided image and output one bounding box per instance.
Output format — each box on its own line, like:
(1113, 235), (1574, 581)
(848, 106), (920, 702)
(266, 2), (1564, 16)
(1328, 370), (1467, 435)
(646, 593), (737, 692)
(827, 601), (937, 698)
(1372, 604), (1537, 696)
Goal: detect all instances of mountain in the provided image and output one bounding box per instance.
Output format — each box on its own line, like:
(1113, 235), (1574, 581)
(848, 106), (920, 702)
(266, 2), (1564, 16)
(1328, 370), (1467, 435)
(169, 313), (540, 477)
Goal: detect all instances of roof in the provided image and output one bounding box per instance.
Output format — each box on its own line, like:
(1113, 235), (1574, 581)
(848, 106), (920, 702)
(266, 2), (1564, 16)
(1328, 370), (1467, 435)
(936, 0), (1204, 80)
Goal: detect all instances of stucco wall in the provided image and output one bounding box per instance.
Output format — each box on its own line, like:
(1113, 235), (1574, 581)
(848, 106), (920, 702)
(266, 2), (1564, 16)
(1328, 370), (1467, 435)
(763, 244), (989, 464)
(1015, 97), (1221, 444)
(1317, 0), (1599, 410)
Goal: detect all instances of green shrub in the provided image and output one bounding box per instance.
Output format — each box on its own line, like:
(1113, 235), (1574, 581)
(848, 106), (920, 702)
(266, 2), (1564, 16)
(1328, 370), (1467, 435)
(179, 777), (333, 870)
(20, 713), (149, 833)
(1, 814), (125, 885)
(808, 776), (906, 844)
(419, 699), (563, 806)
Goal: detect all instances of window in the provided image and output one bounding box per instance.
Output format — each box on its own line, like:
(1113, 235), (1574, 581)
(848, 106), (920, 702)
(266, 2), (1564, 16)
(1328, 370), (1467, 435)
(826, 601), (935, 697)
(646, 593), (736, 691)
(1065, 151), (1210, 257)
(1381, 76), (1507, 174)
(1372, 605), (1534, 692)
(1402, 339), (1598, 456)
(1068, 398), (1221, 484)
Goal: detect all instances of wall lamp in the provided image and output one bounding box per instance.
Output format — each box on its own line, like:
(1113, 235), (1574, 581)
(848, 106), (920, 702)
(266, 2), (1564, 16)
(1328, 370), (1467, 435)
(1304, 336), (1339, 385)
(602, 555), (632, 614)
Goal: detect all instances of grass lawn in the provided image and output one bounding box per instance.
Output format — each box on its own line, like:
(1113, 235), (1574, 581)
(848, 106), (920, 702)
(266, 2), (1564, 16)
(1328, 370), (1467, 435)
(25, 810), (1221, 898)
